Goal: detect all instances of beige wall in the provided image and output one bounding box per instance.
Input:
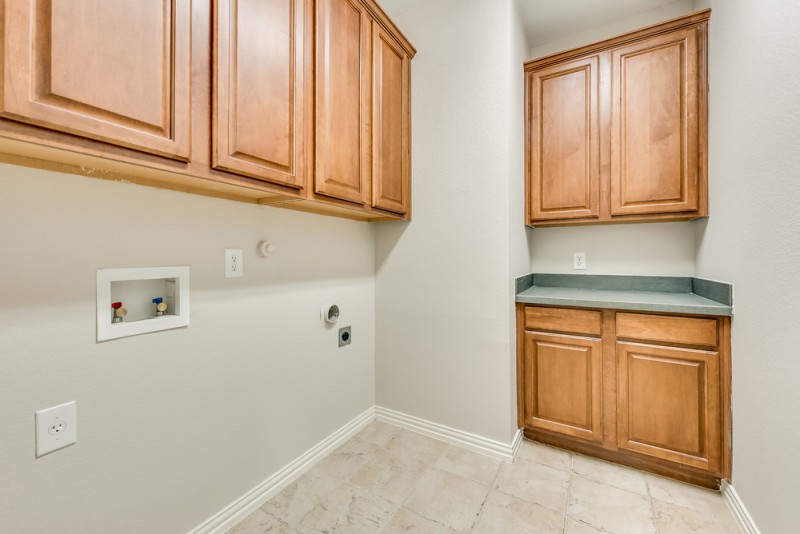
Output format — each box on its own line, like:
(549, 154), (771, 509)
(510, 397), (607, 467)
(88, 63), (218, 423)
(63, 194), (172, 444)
(375, 0), (524, 444)
(529, 0), (694, 58)
(0, 166), (376, 533)
(692, 0), (800, 531)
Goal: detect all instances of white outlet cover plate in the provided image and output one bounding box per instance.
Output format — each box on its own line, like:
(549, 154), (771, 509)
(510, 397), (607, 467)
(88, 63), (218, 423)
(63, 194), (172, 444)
(36, 401), (77, 457)
(574, 252), (587, 270)
(225, 249), (244, 278)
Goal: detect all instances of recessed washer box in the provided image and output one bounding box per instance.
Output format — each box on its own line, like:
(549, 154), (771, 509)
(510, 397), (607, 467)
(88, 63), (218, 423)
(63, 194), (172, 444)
(96, 266), (190, 342)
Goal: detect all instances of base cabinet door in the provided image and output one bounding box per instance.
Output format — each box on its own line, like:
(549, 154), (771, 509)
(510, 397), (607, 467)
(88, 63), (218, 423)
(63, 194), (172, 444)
(617, 342), (721, 473)
(0, 0), (192, 160)
(523, 331), (603, 442)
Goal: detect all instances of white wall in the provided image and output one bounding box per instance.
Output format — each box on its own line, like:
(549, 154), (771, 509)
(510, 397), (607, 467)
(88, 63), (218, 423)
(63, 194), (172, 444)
(529, 0), (694, 58)
(375, 0), (524, 444)
(0, 165), (376, 533)
(507, 0), (533, 432)
(530, 223), (696, 276)
(691, 1), (800, 532)
(527, 0), (698, 278)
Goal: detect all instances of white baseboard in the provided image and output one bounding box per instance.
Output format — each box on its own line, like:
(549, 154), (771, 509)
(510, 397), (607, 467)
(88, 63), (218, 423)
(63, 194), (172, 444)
(722, 481), (762, 534)
(189, 406), (376, 534)
(375, 406), (520, 462)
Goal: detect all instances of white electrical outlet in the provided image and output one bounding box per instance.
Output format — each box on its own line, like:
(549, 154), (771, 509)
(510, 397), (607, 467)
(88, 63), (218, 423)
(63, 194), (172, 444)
(225, 249), (244, 278)
(36, 401), (77, 457)
(574, 252), (587, 270)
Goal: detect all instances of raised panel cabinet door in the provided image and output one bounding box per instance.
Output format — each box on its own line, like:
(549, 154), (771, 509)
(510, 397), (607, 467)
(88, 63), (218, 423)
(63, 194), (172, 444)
(314, 0), (370, 204)
(526, 56), (600, 222)
(371, 22), (410, 215)
(1, 0), (191, 160)
(213, 0), (309, 188)
(523, 332), (603, 442)
(617, 342), (721, 473)
(610, 28), (700, 216)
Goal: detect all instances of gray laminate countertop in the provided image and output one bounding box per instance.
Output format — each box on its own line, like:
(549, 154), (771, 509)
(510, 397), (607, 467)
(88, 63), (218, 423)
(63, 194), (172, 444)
(515, 274), (733, 316)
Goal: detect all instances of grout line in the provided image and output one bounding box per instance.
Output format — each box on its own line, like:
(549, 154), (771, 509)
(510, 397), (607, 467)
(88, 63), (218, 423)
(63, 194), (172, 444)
(563, 452), (575, 533)
(644, 472), (662, 534)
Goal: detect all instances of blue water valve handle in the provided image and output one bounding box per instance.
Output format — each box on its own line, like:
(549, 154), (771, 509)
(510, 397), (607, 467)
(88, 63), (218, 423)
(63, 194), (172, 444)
(152, 297), (163, 304)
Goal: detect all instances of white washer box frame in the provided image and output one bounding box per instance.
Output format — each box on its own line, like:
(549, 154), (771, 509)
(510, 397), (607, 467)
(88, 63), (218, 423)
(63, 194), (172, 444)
(96, 266), (190, 342)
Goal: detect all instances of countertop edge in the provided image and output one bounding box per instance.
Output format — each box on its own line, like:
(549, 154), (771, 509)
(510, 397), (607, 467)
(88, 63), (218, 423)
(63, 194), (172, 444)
(515, 295), (733, 317)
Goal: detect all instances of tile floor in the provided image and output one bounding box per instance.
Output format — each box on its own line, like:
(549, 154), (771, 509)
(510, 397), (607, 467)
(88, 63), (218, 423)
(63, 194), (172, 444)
(228, 421), (741, 533)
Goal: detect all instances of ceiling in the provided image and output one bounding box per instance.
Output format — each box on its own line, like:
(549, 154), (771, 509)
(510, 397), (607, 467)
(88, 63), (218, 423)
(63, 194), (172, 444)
(518, 0), (681, 47)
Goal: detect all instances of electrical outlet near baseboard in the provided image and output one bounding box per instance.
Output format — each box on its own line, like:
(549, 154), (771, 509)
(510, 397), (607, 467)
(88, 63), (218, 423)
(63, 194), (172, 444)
(36, 401), (77, 457)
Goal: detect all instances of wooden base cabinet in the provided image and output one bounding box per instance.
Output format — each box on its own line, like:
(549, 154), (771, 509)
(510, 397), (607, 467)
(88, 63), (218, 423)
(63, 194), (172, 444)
(524, 10), (710, 227)
(517, 305), (731, 488)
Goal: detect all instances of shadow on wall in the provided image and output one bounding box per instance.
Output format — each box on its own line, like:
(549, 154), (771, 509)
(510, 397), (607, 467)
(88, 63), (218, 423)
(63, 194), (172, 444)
(375, 220), (410, 272)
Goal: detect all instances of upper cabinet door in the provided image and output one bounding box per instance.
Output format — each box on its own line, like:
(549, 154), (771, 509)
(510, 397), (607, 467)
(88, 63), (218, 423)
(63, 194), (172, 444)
(371, 22), (410, 215)
(0, 0), (191, 160)
(527, 56), (601, 222)
(213, 0), (309, 189)
(314, 0), (370, 204)
(610, 28), (699, 216)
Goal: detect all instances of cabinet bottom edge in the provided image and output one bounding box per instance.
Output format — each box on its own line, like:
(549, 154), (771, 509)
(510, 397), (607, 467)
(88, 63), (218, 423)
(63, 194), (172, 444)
(522, 428), (722, 490)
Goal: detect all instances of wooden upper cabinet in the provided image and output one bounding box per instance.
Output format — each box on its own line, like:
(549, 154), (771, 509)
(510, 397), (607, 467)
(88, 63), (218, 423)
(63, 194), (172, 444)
(0, 0), (192, 160)
(610, 29), (699, 216)
(617, 342), (721, 474)
(314, 0), (371, 205)
(524, 10), (709, 227)
(527, 56), (600, 221)
(371, 22), (411, 215)
(212, 0), (310, 189)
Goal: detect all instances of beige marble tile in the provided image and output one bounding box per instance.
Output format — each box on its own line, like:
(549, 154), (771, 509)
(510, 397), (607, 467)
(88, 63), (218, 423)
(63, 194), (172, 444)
(516, 440), (573, 472)
(261, 466), (342, 527)
(565, 518), (604, 534)
(492, 458), (571, 513)
(385, 429), (447, 465)
(472, 489), (564, 534)
(226, 508), (295, 533)
(349, 448), (428, 505)
(653, 496), (741, 533)
(433, 444), (502, 486)
(380, 507), (456, 533)
(297, 481), (397, 533)
(356, 421), (402, 447)
(571, 454), (648, 495)
(404, 468), (490, 532)
(646, 473), (727, 516)
(316, 437), (380, 480)
(569, 475), (657, 534)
